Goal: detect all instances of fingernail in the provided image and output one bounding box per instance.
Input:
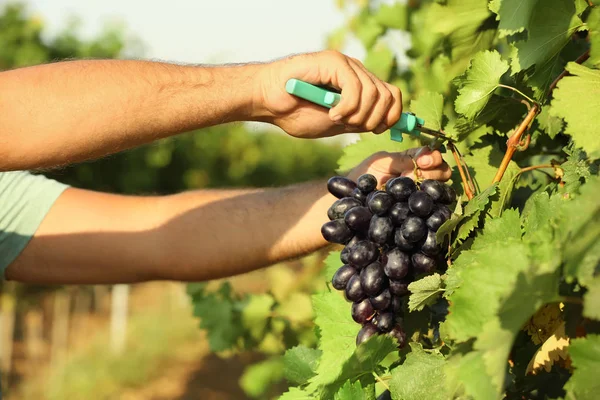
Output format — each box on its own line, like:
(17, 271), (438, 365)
(418, 155), (433, 167)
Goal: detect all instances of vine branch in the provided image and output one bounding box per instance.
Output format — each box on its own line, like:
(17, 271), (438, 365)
(449, 142), (475, 200)
(548, 50), (590, 93)
(373, 372), (390, 390)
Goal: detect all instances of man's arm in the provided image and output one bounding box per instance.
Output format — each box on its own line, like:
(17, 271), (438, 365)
(5, 149), (451, 284)
(0, 51), (402, 171)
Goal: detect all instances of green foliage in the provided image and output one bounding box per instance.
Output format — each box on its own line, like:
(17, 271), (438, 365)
(565, 335), (600, 399)
(407, 273), (443, 312)
(389, 343), (447, 400)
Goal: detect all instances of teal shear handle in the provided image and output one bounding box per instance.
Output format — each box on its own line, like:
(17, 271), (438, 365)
(285, 78), (423, 142)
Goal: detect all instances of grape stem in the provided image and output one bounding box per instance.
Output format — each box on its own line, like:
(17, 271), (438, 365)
(448, 142), (474, 200)
(498, 164), (556, 213)
(548, 50), (590, 94)
(497, 84), (536, 106)
(373, 372), (390, 390)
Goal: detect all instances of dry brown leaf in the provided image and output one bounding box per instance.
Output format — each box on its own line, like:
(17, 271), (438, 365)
(526, 322), (570, 375)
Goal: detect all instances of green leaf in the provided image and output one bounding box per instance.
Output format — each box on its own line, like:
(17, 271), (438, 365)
(560, 144), (594, 194)
(363, 42), (395, 81)
(511, 0), (583, 73)
(334, 380), (371, 400)
(278, 387), (315, 400)
(240, 357), (284, 398)
(565, 335), (600, 399)
(585, 7), (600, 68)
(390, 343), (448, 400)
(536, 106), (564, 139)
(407, 273), (444, 312)
(494, 0), (537, 37)
(324, 251), (342, 285)
(550, 63), (600, 159)
(284, 346), (322, 386)
(241, 293), (274, 341)
(353, 16), (385, 49)
(445, 350), (498, 400)
(454, 50), (509, 120)
(409, 92), (444, 131)
(374, 4), (407, 30)
(276, 292), (313, 324)
(584, 278), (600, 321)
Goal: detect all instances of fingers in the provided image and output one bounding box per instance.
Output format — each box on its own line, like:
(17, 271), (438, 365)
(362, 148), (451, 183)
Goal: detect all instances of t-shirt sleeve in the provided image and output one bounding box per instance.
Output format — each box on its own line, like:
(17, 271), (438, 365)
(0, 171), (69, 276)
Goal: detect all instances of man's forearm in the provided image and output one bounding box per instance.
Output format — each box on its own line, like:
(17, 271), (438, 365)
(0, 60), (264, 171)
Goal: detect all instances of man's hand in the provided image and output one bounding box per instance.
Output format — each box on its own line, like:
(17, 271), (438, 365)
(255, 51), (403, 138)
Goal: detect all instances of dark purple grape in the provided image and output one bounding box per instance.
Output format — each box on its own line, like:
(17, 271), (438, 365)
(389, 278), (411, 297)
(425, 205), (451, 231)
(389, 202), (411, 226)
(366, 190), (378, 205)
(344, 206), (373, 232)
(370, 289), (392, 310)
(388, 325), (407, 348)
(327, 197), (362, 220)
(385, 177), (417, 201)
(394, 228), (415, 251)
(351, 188), (367, 204)
(377, 390), (392, 400)
(347, 240), (379, 268)
(389, 296), (404, 314)
(408, 191), (434, 217)
(321, 220), (353, 244)
(327, 176), (357, 199)
(332, 265), (357, 290)
(441, 184), (457, 204)
(352, 298), (375, 324)
(375, 312), (395, 332)
(367, 191), (393, 216)
(382, 248), (411, 280)
(401, 216), (427, 243)
(341, 235), (362, 264)
(368, 216), (394, 244)
(412, 253), (437, 275)
(356, 323), (378, 346)
(357, 174), (378, 193)
(345, 274), (366, 302)
(419, 179), (445, 202)
(418, 230), (441, 256)
(360, 262), (387, 296)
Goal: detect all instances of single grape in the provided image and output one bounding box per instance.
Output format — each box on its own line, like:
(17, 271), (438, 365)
(351, 298), (375, 324)
(389, 278), (411, 297)
(382, 248), (411, 280)
(368, 216), (394, 244)
(327, 197), (362, 220)
(418, 229), (441, 256)
(441, 184), (457, 204)
(394, 228), (415, 251)
(377, 390), (392, 400)
(375, 312), (395, 332)
(351, 188), (367, 204)
(408, 191), (434, 217)
(425, 204), (451, 231)
(360, 261), (387, 296)
(357, 174), (378, 193)
(389, 202), (411, 226)
(389, 296), (404, 314)
(321, 220), (353, 244)
(388, 325), (407, 348)
(344, 206), (373, 232)
(345, 274), (366, 302)
(340, 235), (359, 264)
(331, 265), (357, 290)
(327, 176), (357, 199)
(347, 240), (379, 268)
(400, 216), (427, 243)
(367, 191), (393, 216)
(419, 179), (445, 202)
(385, 177), (416, 201)
(356, 323), (379, 346)
(412, 253), (437, 275)
(370, 288), (392, 310)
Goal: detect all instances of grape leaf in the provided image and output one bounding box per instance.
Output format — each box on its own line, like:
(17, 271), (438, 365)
(242, 293), (274, 341)
(337, 133), (421, 173)
(494, 0), (537, 38)
(536, 106), (564, 139)
(472, 209), (522, 250)
(240, 357), (284, 398)
(511, 0), (583, 73)
(564, 335), (600, 399)
(560, 144), (594, 195)
(454, 50), (509, 120)
(390, 342), (448, 400)
(550, 63), (600, 159)
(311, 335), (397, 398)
(409, 92), (444, 131)
(585, 7), (600, 68)
(278, 388), (315, 400)
(583, 278), (600, 321)
(374, 3), (407, 30)
(334, 380), (371, 400)
(364, 42), (395, 81)
(407, 273), (444, 312)
(284, 346), (322, 386)
(324, 251), (342, 285)
(445, 351), (497, 400)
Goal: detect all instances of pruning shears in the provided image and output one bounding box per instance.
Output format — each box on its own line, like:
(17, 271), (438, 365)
(285, 78), (448, 152)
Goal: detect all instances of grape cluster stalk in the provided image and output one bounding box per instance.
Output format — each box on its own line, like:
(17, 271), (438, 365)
(321, 173), (455, 347)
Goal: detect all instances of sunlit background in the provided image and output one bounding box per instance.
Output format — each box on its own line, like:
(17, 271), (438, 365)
(0, 0), (371, 399)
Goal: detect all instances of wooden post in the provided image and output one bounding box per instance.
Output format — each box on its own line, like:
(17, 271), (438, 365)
(0, 281), (17, 389)
(110, 284), (129, 355)
(24, 308), (44, 369)
(49, 290), (71, 390)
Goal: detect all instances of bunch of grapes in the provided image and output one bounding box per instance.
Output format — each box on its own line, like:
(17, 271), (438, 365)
(321, 173), (455, 347)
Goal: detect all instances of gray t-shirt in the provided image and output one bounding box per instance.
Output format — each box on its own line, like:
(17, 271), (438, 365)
(0, 171), (69, 276)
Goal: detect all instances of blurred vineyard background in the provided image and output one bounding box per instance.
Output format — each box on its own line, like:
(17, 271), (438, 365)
(0, 2), (346, 398)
